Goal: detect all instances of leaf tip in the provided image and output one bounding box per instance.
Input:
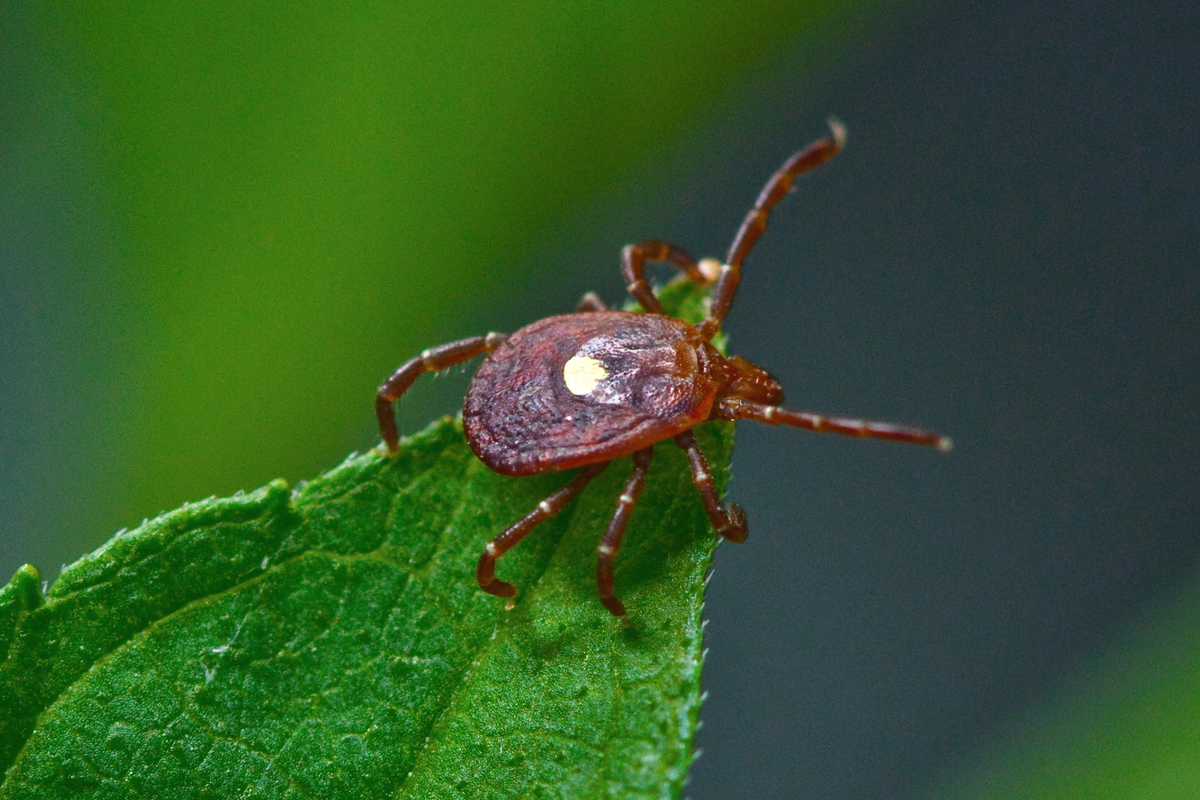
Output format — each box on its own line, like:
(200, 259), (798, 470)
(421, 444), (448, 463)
(0, 564), (44, 613)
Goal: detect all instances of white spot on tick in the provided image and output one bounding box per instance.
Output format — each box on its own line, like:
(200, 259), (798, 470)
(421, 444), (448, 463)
(563, 355), (608, 395)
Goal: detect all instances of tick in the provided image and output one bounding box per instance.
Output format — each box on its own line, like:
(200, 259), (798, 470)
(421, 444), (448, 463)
(376, 120), (950, 617)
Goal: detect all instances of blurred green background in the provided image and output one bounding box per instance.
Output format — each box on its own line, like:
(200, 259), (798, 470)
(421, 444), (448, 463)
(1, 0), (864, 562)
(3, 1), (1199, 799)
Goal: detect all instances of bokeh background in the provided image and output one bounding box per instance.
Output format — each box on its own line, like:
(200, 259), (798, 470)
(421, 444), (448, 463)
(3, 1), (1198, 798)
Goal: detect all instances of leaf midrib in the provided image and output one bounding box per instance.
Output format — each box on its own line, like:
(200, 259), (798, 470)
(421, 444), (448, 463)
(390, 455), (611, 800)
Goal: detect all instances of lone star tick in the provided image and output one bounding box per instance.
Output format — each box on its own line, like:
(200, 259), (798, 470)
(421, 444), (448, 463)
(376, 120), (950, 617)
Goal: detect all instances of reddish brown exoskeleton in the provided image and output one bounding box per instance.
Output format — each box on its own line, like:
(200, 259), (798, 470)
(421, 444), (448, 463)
(376, 120), (950, 617)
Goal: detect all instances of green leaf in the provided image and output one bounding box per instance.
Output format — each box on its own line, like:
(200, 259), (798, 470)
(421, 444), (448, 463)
(0, 281), (731, 799)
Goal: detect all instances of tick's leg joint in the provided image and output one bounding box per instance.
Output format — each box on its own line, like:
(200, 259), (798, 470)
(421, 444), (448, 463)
(575, 292), (608, 313)
(477, 462), (608, 606)
(596, 447), (655, 617)
(674, 430), (748, 544)
(718, 503), (748, 543)
(698, 122), (846, 341)
(376, 333), (506, 455)
(620, 241), (706, 314)
(715, 398), (951, 450)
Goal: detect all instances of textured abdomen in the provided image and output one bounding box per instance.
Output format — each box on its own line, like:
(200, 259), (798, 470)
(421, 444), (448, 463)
(463, 312), (720, 476)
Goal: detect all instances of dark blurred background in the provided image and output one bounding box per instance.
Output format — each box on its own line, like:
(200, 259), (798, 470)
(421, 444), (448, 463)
(3, 1), (1198, 799)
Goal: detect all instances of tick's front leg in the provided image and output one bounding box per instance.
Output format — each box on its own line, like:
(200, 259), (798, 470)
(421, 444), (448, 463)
(621, 241), (710, 314)
(713, 398), (951, 451)
(376, 332), (507, 454)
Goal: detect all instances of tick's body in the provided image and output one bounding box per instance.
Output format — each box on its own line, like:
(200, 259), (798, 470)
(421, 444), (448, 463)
(464, 312), (720, 477)
(377, 120), (949, 616)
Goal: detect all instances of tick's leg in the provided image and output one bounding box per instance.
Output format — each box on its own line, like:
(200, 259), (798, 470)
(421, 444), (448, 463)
(714, 398), (952, 451)
(576, 291), (608, 312)
(621, 241), (709, 314)
(376, 332), (507, 455)
(596, 446), (654, 617)
(697, 120), (846, 340)
(674, 430), (747, 543)
(477, 462), (609, 607)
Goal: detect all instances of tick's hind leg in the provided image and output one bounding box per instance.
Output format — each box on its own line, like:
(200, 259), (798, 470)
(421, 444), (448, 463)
(713, 398), (952, 451)
(674, 430), (747, 543)
(377, 332), (508, 454)
(477, 462), (609, 607)
(621, 241), (710, 315)
(596, 447), (654, 617)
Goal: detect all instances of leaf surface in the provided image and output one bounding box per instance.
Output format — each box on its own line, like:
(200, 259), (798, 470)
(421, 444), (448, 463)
(0, 282), (730, 799)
